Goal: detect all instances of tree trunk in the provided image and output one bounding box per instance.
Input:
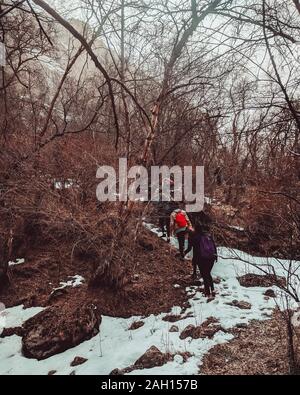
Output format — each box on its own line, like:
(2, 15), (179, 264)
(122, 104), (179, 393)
(0, 234), (10, 289)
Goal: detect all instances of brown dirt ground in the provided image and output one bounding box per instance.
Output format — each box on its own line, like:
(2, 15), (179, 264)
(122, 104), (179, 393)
(0, 227), (192, 317)
(199, 310), (300, 375)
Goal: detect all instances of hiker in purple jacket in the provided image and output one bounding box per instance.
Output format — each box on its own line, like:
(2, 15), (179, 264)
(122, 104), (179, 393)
(184, 222), (218, 298)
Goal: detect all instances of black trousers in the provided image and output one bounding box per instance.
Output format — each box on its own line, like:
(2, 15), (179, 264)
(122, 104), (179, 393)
(176, 231), (186, 258)
(192, 258), (198, 277)
(196, 257), (215, 296)
(159, 216), (170, 238)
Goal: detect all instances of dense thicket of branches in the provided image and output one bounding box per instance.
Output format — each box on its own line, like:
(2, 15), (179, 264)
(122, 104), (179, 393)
(0, 0), (300, 372)
(0, 0), (299, 286)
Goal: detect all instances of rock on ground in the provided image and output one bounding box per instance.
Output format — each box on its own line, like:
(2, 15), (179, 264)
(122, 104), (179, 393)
(70, 356), (88, 367)
(128, 321), (144, 330)
(180, 317), (225, 340)
(134, 346), (171, 369)
(226, 300), (252, 310)
(110, 347), (193, 375)
(0, 326), (24, 338)
(238, 273), (286, 288)
(264, 289), (276, 298)
(22, 302), (101, 360)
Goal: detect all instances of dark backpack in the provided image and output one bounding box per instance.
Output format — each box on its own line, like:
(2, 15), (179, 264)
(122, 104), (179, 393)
(199, 235), (215, 259)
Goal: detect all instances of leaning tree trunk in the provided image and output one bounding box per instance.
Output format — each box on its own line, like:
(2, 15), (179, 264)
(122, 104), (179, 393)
(286, 309), (298, 374)
(0, 234), (10, 289)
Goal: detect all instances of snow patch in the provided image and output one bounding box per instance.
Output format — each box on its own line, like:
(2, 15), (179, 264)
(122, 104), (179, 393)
(2, 305), (44, 329)
(8, 258), (25, 267)
(204, 196), (212, 205)
(228, 225), (245, 232)
(54, 179), (77, 190)
(51, 275), (85, 293)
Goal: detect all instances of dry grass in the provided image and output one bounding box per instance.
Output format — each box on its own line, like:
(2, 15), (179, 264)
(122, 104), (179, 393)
(199, 310), (300, 375)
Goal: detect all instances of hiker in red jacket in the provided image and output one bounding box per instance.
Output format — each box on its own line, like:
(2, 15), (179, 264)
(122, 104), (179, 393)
(185, 222), (217, 298)
(170, 208), (192, 260)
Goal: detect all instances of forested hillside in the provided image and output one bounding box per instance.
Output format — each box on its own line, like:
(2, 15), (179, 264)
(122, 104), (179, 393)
(0, 0), (300, 376)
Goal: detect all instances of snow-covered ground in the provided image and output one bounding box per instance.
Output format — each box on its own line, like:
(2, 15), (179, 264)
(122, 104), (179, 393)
(0, 224), (299, 375)
(145, 222), (300, 307)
